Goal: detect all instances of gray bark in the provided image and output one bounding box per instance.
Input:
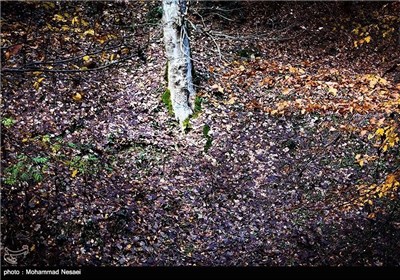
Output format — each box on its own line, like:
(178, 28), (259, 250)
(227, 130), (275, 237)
(162, 0), (195, 126)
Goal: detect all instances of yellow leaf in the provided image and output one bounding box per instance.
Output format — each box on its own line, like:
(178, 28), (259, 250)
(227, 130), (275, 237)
(72, 92), (83, 101)
(378, 77), (387, 86)
(81, 19), (89, 27)
(22, 138), (29, 143)
(375, 128), (385, 136)
(82, 55), (90, 61)
(53, 14), (65, 22)
(71, 169), (78, 178)
(368, 76), (379, 88)
(364, 36), (371, 43)
(239, 65), (245, 71)
(71, 16), (79, 26)
(353, 41), (358, 48)
(110, 53), (115, 61)
(328, 86), (338, 95)
(33, 77), (45, 90)
(83, 29), (95, 36)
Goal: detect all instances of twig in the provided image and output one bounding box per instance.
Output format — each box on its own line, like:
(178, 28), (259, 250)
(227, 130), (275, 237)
(23, 44), (132, 67)
(209, 12), (235, 22)
(209, 30), (304, 42)
(1, 54), (136, 73)
(297, 134), (342, 177)
(187, 15), (227, 62)
(195, 6), (242, 12)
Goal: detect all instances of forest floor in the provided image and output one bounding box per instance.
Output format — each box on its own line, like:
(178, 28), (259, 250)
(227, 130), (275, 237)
(1, 2), (400, 266)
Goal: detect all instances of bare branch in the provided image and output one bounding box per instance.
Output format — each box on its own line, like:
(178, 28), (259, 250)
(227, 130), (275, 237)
(209, 30), (304, 42)
(1, 55), (136, 74)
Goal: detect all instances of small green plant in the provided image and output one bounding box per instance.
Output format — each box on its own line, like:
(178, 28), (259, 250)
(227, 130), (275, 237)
(50, 142), (62, 154)
(147, 6), (163, 24)
(41, 134), (51, 144)
(1, 117), (16, 128)
(32, 156), (49, 164)
(66, 151), (100, 177)
(192, 96), (203, 118)
(68, 142), (78, 148)
(203, 124), (213, 152)
(162, 89), (174, 115)
(182, 117), (192, 133)
(3, 154), (49, 185)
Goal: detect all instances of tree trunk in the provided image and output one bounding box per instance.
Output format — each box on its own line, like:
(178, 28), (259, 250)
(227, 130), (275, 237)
(162, 0), (195, 126)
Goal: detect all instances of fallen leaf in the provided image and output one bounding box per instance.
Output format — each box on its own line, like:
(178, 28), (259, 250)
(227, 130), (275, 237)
(360, 130), (368, 137)
(33, 77), (45, 91)
(328, 86), (338, 95)
(282, 88), (292, 95)
(71, 169), (78, 178)
(211, 84), (224, 93)
(367, 212), (376, 219)
(72, 92), (83, 101)
(225, 97), (236, 104)
(5, 44), (23, 60)
(83, 29), (95, 36)
(71, 16), (79, 26)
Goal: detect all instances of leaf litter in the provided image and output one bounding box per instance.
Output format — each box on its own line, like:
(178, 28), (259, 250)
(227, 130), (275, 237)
(1, 1), (399, 266)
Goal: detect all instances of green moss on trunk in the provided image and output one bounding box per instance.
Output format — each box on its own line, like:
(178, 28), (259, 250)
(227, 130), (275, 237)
(162, 89), (173, 115)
